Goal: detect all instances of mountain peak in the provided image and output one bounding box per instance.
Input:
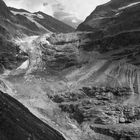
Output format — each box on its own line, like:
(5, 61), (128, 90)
(0, 0), (13, 19)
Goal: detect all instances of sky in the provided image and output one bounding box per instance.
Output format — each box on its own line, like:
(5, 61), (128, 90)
(3, 0), (110, 27)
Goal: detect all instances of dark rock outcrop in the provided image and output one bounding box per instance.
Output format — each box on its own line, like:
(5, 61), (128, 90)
(0, 90), (65, 140)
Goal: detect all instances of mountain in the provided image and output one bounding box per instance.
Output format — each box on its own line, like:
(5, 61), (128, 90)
(0, 0), (74, 38)
(77, 0), (140, 35)
(9, 7), (74, 34)
(1, 0), (140, 140)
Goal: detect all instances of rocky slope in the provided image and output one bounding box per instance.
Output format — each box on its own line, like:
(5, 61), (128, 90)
(0, 90), (65, 140)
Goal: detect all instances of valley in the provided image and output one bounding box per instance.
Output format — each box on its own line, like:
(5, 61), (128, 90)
(1, 0), (140, 140)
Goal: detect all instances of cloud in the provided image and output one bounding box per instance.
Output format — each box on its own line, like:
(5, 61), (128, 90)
(45, 0), (110, 20)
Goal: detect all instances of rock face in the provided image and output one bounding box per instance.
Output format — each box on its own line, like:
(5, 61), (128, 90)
(0, 90), (65, 140)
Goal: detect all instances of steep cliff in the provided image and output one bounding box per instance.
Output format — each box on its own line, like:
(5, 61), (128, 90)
(0, 90), (65, 140)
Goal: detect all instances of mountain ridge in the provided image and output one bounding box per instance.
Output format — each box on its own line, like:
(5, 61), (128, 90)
(77, 0), (140, 35)
(0, 0), (74, 38)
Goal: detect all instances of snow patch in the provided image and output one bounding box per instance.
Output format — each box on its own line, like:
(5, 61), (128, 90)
(36, 13), (44, 19)
(17, 60), (29, 70)
(72, 19), (77, 23)
(115, 13), (120, 16)
(119, 2), (140, 10)
(11, 11), (44, 19)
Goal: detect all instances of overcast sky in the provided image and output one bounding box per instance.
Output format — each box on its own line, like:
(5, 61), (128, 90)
(4, 0), (109, 20)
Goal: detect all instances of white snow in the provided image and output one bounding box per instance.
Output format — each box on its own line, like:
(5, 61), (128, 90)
(118, 2), (140, 10)
(11, 11), (44, 19)
(17, 60), (29, 70)
(72, 19), (77, 23)
(115, 13), (120, 16)
(36, 13), (44, 19)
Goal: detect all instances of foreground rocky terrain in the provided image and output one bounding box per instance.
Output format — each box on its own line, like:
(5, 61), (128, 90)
(1, 0), (140, 140)
(0, 90), (65, 140)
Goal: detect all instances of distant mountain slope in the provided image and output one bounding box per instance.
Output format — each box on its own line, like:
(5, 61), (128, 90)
(34, 11), (75, 33)
(10, 7), (74, 34)
(0, 0), (74, 38)
(77, 0), (140, 35)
